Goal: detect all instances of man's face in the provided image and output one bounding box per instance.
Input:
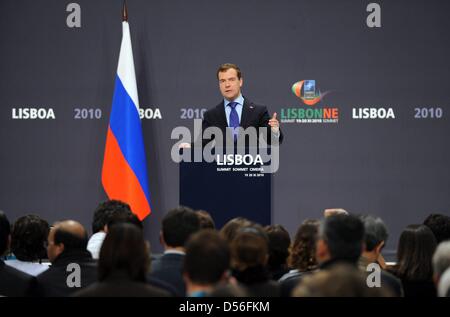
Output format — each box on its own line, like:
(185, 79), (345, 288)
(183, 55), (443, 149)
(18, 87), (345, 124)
(47, 227), (64, 262)
(218, 68), (243, 101)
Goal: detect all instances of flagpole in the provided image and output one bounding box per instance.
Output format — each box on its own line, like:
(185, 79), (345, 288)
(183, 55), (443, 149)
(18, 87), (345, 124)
(122, 1), (128, 22)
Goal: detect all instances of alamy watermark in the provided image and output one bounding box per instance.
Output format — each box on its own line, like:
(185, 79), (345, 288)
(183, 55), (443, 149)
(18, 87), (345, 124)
(170, 119), (280, 174)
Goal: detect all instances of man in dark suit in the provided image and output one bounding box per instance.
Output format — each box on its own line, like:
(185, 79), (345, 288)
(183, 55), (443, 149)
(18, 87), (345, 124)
(36, 220), (97, 297)
(0, 211), (36, 297)
(180, 63), (283, 149)
(206, 64), (282, 145)
(149, 206), (201, 296)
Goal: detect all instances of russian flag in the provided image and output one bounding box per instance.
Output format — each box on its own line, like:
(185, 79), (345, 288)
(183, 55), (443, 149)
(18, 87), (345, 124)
(102, 19), (151, 220)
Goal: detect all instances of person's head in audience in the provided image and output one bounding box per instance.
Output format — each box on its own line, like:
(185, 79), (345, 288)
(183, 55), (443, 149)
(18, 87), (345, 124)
(316, 214), (365, 265)
(394, 224), (437, 281)
(220, 217), (253, 244)
(196, 210), (215, 230)
(432, 241), (450, 286)
(0, 210), (11, 256)
(288, 219), (320, 272)
(423, 213), (450, 244)
(437, 267), (450, 297)
(183, 230), (230, 295)
(292, 263), (391, 297)
(359, 215), (388, 266)
(99, 223), (149, 282)
(10, 214), (49, 262)
(230, 227), (269, 274)
(47, 220), (88, 262)
(324, 208), (348, 218)
(92, 199), (133, 234)
(106, 212), (143, 231)
(264, 224), (290, 277)
(160, 206), (201, 251)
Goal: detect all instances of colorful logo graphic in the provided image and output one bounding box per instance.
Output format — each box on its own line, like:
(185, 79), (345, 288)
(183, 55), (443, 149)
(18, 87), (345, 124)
(281, 79), (338, 124)
(291, 80), (330, 106)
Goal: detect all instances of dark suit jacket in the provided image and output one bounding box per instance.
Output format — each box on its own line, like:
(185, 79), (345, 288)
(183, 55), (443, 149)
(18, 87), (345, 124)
(399, 278), (436, 297)
(73, 271), (171, 297)
(149, 253), (185, 296)
(147, 275), (180, 296)
(201, 98), (284, 146)
(0, 260), (36, 297)
(36, 250), (97, 297)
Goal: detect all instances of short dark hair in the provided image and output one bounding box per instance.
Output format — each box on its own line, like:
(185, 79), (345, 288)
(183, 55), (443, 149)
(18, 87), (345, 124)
(217, 63), (242, 80)
(196, 210), (215, 230)
(92, 200), (132, 233)
(359, 215), (388, 252)
(107, 212), (143, 230)
(162, 206), (201, 247)
(54, 226), (88, 251)
(184, 230), (230, 284)
(264, 225), (291, 269)
(320, 214), (365, 263)
(0, 211), (11, 255)
(395, 224), (437, 280)
(423, 213), (450, 244)
(99, 223), (149, 282)
(11, 215), (49, 261)
(231, 230), (269, 270)
(220, 217), (253, 243)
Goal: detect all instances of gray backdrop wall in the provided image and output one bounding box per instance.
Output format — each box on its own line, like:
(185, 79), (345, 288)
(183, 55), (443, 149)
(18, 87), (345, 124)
(1, 0), (449, 256)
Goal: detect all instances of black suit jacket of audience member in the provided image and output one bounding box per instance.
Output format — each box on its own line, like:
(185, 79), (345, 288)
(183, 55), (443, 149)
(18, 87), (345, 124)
(0, 260), (36, 297)
(378, 269), (404, 297)
(359, 257), (404, 297)
(36, 249), (97, 297)
(279, 269), (314, 297)
(147, 275), (180, 297)
(399, 278), (437, 297)
(201, 98), (284, 146)
(149, 253), (185, 296)
(73, 270), (171, 297)
(280, 259), (355, 297)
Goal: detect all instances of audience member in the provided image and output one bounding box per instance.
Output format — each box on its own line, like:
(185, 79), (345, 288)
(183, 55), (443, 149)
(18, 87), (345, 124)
(0, 211), (36, 296)
(293, 263), (392, 297)
(279, 219), (319, 296)
(423, 213), (450, 244)
(36, 220), (97, 296)
(264, 224), (291, 280)
(389, 224), (437, 297)
(432, 241), (450, 288)
(196, 210), (216, 230)
(359, 215), (403, 296)
(74, 223), (170, 297)
(437, 267), (450, 297)
(87, 200), (133, 259)
(6, 214), (50, 276)
(324, 208), (348, 218)
(230, 227), (280, 297)
(149, 206), (201, 296)
(220, 217), (253, 244)
(183, 230), (230, 297)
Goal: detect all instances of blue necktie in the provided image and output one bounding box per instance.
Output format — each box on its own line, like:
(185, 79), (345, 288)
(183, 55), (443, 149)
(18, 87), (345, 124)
(228, 102), (239, 142)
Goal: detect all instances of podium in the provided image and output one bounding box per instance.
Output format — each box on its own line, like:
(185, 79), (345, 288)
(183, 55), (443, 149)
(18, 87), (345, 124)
(179, 148), (272, 229)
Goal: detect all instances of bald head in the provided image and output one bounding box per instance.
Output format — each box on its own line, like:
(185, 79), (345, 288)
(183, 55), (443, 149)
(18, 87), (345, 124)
(55, 220), (87, 239)
(47, 220), (88, 262)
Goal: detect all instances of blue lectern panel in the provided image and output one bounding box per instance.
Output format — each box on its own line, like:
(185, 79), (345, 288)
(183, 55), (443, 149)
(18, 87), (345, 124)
(179, 152), (271, 229)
